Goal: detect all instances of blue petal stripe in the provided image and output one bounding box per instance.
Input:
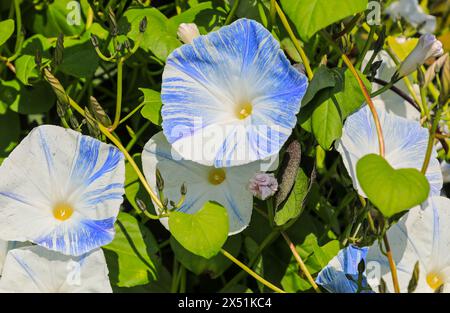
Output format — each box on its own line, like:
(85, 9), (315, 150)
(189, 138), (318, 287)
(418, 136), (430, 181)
(35, 217), (116, 256)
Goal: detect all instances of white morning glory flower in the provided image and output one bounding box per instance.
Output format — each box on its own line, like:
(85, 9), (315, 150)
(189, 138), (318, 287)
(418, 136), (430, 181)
(386, 0), (436, 34)
(0, 245), (112, 293)
(366, 196), (450, 293)
(363, 50), (420, 121)
(161, 18), (308, 168)
(142, 132), (274, 234)
(398, 34), (444, 77)
(316, 245), (373, 293)
(336, 105), (443, 198)
(0, 125), (125, 256)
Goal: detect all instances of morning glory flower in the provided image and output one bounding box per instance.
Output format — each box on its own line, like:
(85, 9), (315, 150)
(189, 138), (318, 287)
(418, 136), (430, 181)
(386, 0), (436, 34)
(142, 132), (274, 234)
(366, 196), (450, 293)
(0, 246), (112, 293)
(0, 125), (125, 256)
(398, 34), (444, 77)
(161, 18), (308, 168)
(363, 50), (420, 121)
(336, 105), (443, 198)
(316, 245), (373, 293)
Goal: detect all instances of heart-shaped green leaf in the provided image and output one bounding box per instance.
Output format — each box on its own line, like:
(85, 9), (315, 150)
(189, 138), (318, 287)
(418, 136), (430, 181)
(356, 154), (430, 217)
(0, 19), (14, 47)
(169, 201), (229, 259)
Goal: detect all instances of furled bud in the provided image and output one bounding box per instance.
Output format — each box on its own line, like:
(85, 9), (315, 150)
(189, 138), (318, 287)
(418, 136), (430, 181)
(156, 168), (164, 192)
(441, 162), (450, 183)
(177, 23), (200, 44)
(398, 34), (444, 77)
(248, 173), (278, 201)
(90, 34), (99, 48)
(139, 17), (148, 33)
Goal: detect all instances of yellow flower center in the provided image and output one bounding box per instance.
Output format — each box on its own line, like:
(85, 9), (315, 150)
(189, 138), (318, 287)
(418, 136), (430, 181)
(236, 102), (253, 120)
(426, 272), (445, 290)
(208, 168), (226, 185)
(53, 202), (74, 221)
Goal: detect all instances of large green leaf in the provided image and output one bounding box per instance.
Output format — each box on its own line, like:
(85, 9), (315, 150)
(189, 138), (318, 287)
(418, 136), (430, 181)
(281, 234), (339, 292)
(139, 88), (163, 126)
(281, 0), (368, 41)
(58, 34), (99, 78)
(103, 212), (159, 288)
(169, 201), (229, 259)
(120, 8), (180, 61)
(275, 168), (309, 226)
(170, 234), (242, 278)
(356, 154), (430, 217)
(301, 68), (370, 149)
(0, 19), (14, 46)
(14, 35), (52, 85)
(311, 96), (342, 150)
(0, 79), (55, 114)
(30, 0), (86, 37)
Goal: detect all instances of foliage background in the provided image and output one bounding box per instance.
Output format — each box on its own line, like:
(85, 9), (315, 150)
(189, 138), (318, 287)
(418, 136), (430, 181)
(0, 0), (449, 293)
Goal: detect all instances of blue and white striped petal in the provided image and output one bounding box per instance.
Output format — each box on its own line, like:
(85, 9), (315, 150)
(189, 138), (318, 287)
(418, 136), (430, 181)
(0, 246), (112, 292)
(161, 18), (308, 167)
(316, 245), (372, 293)
(366, 196), (450, 293)
(142, 132), (269, 234)
(336, 105), (443, 197)
(0, 125), (125, 256)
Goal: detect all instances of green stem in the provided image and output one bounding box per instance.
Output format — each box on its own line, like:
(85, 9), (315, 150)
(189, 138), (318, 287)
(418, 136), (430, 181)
(421, 108), (442, 174)
(8, 0), (24, 62)
(225, 0), (240, 25)
(126, 121), (151, 151)
(220, 248), (286, 293)
(321, 30), (385, 157)
(274, 1), (313, 80)
(119, 101), (146, 125)
(281, 231), (321, 293)
(110, 58), (124, 131)
(221, 230), (280, 291)
(357, 25), (375, 71)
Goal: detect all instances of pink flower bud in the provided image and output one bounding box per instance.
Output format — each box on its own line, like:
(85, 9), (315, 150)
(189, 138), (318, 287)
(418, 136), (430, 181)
(248, 173), (278, 200)
(177, 23), (200, 45)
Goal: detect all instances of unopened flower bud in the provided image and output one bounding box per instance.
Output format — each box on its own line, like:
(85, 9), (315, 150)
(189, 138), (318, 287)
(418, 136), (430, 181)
(441, 162), (450, 183)
(139, 17), (148, 33)
(180, 183), (187, 196)
(177, 23), (200, 44)
(156, 168), (164, 192)
(398, 34), (444, 77)
(248, 173), (278, 200)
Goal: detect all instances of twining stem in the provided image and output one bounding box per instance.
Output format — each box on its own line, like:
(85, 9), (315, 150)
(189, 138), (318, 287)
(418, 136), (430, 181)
(281, 232), (321, 293)
(220, 248), (286, 293)
(8, 0), (24, 62)
(274, 2), (314, 80)
(221, 230), (280, 291)
(321, 30), (385, 156)
(224, 0), (240, 25)
(119, 101), (146, 125)
(421, 107), (443, 174)
(43, 69), (164, 213)
(126, 121), (151, 151)
(383, 234), (400, 293)
(110, 57), (124, 131)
